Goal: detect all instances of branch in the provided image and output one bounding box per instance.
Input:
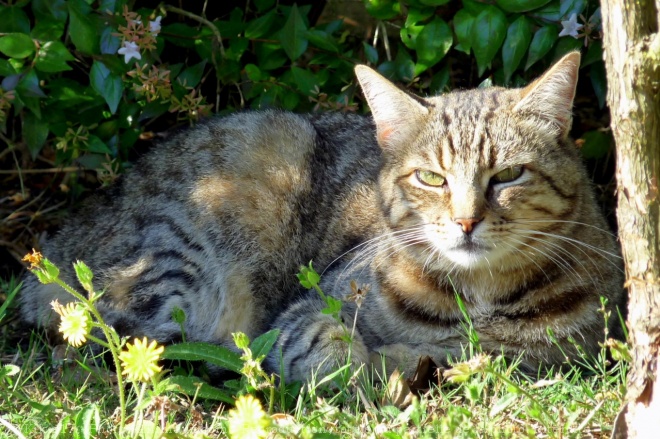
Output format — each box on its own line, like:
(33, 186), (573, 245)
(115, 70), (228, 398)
(162, 5), (225, 58)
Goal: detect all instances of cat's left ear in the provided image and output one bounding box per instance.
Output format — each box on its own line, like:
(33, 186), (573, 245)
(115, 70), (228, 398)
(355, 65), (429, 149)
(514, 51), (580, 138)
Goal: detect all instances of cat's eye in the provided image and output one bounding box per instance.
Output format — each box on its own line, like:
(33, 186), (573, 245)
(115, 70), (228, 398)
(416, 170), (446, 187)
(491, 166), (523, 184)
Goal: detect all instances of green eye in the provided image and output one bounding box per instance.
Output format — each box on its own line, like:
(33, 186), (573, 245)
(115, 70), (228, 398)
(416, 170), (446, 187)
(492, 166), (523, 184)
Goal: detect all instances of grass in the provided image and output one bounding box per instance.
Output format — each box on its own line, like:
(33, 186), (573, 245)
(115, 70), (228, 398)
(0, 261), (627, 439)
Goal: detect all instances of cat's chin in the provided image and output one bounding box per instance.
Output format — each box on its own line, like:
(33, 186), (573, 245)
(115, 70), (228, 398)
(443, 248), (493, 269)
(440, 240), (511, 270)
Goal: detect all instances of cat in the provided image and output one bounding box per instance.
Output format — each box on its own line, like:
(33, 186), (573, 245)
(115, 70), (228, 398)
(20, 52), (624, 382)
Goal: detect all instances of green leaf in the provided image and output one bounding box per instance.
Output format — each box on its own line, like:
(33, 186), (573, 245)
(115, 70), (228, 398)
(579, 130), (611, 159)
(31, 19), (66, 41)
(305, 30), (339, 52)
(254, 0), (276, 12)
(255, 42), (288, 71)
(35, 41), (74, 72)
(162, 342), (243, 372)
(525, 25), (558, 70)
(495, 0), (552, 13)
(365, 0), (401, 20)
(250, 329), (280, 360)
(582, 40), (602, 68)
(281, 90), (300, 110)
(297, 262), (321, 290)
(0, 34), (35, 59)
(0, 58), (16, 76)
(400, 23), (424, 50)
(162, 23), (198, 49)
(163, 376), (234, 403)
(82, 135), (111, 155)
(244, 63), (263, 81)
(171, 306), (186, 325)
(24, 111), (49, 158)
(530, 0), (561, 21)
(453, 9), (475, 54)
(490, 392), (519, 417)
(68, 0), (99, 54)
(0, 7), (31, 33)
(100, 27), (120, 55)
(177, 61), (206, 88)
(279, 4), (308, 61)
(362, 42), (378, 64)
(429, 64), (450, 93)
(553, 36), (582, 60)
(73, 405), (100, 439)
(32, 0), (68, 22)
(471, 6), (507, 76)
(291, 66), (319, 96)
(405, 8), (434, 27)
(245, 10), (276, 39)
(415, 17), (452, 75)
(73, 260), (94, 293)
(90, 61), (122, 114)
(419, 0), (451, 5)
(17, 69), (46, 98)
(502, 16), (532, 84)
(0, 280), (21, 325)
(559, 0), (586, 17)
(395, 48), (415, 82)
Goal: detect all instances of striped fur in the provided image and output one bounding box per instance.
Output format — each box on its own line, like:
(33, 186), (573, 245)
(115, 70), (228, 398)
(21, 53), (624, 382)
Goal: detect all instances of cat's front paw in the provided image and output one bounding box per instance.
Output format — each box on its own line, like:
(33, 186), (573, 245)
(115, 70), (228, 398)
(275, 314), (370, 383)
(372, 343), (433, 378)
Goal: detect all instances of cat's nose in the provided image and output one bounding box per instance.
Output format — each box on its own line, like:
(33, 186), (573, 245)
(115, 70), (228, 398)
(454, 217), (483, 234)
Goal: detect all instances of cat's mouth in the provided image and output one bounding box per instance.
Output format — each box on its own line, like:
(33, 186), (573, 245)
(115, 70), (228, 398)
(443, 238), (494, 268)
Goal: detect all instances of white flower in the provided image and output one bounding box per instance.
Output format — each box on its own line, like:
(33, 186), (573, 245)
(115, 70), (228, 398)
(117, 41), (141, 63)
(559, 13), (584, 38)
(149, 16), (162, 35)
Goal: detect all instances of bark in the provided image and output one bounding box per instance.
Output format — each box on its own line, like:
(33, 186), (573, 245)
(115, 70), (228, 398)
(601, 0), (660, 438)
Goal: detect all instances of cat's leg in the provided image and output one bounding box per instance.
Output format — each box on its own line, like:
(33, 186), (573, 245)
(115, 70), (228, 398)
(266, 296), (370, 383)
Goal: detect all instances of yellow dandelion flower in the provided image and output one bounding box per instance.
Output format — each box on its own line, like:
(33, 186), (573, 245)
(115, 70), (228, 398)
(119, 337), (164, 382)
(51, 300), (90, 347)
(227, 394), (271, 439)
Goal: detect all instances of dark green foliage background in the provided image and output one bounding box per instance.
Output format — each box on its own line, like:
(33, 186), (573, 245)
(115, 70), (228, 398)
(0, 0), (613, 279)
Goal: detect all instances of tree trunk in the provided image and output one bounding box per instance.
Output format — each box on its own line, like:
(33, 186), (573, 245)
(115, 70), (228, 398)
(600, 1), (660, 438)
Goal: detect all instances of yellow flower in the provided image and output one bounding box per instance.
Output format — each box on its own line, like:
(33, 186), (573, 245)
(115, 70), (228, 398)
(23, 249), (44, 269)
(119, 337), (164, 382)
(227, 394), (271, 439)
(51, 300), (90, 347)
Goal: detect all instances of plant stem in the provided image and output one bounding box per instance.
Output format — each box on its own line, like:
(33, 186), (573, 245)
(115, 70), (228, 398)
(52, 277), (128, 430)
(162, 5), (225, 57)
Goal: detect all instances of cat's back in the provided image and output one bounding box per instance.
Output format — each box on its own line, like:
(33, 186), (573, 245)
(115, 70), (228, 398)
(20, 109), (381, 341)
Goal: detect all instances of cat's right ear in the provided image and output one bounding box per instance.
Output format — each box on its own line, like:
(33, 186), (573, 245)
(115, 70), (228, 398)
(355, 65), (428, 149)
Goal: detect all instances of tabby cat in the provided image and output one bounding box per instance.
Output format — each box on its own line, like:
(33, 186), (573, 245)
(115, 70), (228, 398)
(21, 52), (624, 382)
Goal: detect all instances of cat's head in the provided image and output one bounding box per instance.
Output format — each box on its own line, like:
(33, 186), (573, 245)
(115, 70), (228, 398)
(355, 52), (590, 272)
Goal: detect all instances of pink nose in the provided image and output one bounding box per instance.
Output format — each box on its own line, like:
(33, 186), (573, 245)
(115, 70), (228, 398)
(454, 217), (482, 234)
